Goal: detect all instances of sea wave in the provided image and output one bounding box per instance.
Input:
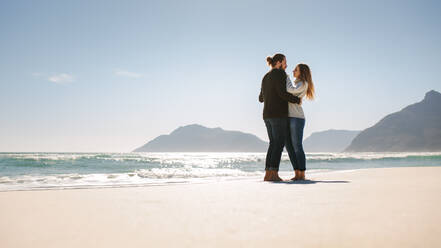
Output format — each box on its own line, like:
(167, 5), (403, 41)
(1, 152), (440, 191)
(1, 152), (440, 167)
(0, 167), (264, 191)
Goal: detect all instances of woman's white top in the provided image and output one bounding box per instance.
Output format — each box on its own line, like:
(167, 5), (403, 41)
(286, 75), (308, 119)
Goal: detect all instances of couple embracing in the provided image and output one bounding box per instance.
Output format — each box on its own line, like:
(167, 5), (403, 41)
(259, 53), (315, 182)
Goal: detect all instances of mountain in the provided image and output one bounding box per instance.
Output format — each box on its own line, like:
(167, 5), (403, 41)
(345, 90), (441, 152)
(133, 124), (268, 152)
(303, 130), (361, 152)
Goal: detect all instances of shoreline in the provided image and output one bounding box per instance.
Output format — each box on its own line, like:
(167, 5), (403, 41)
(1, 166), (441, 247)
(0, 166), (439, 192)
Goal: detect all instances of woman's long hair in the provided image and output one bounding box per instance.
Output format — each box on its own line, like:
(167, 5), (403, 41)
(266, 53), (285, 67)
(295, 63), (315, 100)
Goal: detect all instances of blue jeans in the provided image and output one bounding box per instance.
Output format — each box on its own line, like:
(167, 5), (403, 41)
(264, 118), (289, 171)
(285, 117), (306, 171)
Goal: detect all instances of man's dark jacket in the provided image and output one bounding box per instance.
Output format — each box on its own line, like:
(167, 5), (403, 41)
(259, 68), (300, 119)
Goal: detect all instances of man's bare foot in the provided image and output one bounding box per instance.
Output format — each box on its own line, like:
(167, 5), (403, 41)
(273, 170), (283, 181)
(264, 170), (271, 181)
(264, 170), (274, 181)
(264, 171), (283, 181)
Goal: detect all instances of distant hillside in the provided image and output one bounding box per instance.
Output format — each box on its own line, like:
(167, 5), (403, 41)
(133, 124), (268, 152)
(345, 90), (441, 152)
(303, 130), (360, 152)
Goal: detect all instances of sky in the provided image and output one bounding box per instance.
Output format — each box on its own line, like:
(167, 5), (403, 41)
(0, 0), (440, 152)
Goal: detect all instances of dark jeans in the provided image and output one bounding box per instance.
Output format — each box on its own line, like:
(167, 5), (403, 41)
(285, 117), (306, 171)
(264, 118), (289, 171)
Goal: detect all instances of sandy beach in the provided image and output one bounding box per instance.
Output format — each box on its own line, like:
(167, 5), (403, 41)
(1, 167), (440, 247)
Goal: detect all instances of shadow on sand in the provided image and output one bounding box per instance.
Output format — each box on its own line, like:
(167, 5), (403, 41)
(270, 179), (350, 185)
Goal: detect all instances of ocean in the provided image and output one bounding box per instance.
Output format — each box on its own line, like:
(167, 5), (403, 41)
(1, 152), (440, 191)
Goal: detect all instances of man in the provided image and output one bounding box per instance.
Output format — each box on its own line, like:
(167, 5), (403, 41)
(259, 53), (300, 181)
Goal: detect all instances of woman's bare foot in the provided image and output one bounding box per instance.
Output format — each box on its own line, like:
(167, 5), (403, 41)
(290, 170), (300, 180)
(298, 170), (306, 180)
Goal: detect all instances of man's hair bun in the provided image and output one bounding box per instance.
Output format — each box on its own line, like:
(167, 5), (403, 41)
(266, 56), (273, 65)
(266, 53), (285, 67)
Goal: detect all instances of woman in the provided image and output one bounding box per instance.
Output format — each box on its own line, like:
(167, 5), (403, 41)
(259, 54), (301, 181)
(285, 64), (315, 180)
